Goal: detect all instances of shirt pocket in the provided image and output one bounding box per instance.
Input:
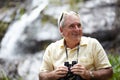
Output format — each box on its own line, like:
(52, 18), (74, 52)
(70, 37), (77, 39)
(78, 56), (94, 70)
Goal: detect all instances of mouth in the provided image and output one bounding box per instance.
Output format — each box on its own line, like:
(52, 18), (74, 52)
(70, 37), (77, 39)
(72, 33), (80, 36)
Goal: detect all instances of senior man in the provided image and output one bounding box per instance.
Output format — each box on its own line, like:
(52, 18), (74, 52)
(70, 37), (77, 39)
(39, 11), (113, 80)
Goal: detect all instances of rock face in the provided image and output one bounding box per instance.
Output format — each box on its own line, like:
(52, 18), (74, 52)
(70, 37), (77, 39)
(84, 27), (120, 50)
(0, 0), (120, 51)
(0, 0), (26, 42)
(0, 0), (25, 8)
(79, 0), (120, 52)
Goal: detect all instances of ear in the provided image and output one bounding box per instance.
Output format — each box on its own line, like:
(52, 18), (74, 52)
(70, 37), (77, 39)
(60, 27), (63, 33)
(60, 27), (63, 35)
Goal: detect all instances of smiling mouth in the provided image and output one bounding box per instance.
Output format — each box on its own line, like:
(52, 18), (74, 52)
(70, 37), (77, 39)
(72, 33), (79, 36)
(71, 35), (80, 38)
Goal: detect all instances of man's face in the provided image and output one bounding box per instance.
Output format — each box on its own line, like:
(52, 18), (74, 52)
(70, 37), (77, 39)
(60, 14), (82, 42)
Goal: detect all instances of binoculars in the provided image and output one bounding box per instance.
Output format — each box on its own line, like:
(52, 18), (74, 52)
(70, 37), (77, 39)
(58, 61), (85, 80)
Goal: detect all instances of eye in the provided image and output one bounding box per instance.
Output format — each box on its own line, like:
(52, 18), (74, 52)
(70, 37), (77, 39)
(77, 23), (81, 28)
(69, 24), (75, 29)
(67, 23), (81, 29)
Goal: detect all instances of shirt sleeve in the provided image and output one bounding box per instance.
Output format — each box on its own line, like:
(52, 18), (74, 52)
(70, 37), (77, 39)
(40, 44), (54, 72)
(92, 39), (112, 70)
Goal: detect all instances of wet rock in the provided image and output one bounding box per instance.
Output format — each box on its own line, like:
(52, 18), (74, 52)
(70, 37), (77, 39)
(0, 58), (21, 80)
(79, 0), (120, 53)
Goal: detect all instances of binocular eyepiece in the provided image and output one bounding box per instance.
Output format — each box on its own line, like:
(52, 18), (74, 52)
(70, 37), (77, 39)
(64, 61), (77, 67)
(58, 61), (85, 80)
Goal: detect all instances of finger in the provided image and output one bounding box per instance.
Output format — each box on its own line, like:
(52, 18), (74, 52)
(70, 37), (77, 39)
(70, 66), (86, 75)
(73, 69), (84, 74)
(73, 64), (82, 67)
(56, 67), (68, 75)
(56, 70), (68, 78)
(71, 64), (85, 70)
(58, 67), (68, 72)
(58, 71), (67, 75)
(59, 66), (68, 70)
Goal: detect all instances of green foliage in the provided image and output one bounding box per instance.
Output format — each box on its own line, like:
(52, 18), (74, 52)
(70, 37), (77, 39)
(0, 67), (23, 80)
(69, 0), (83, 6)
(108, 54), (120, 80)
(0, 21), (9, 41)
(49, 0), (84, 11)
(41, 14), (57, 25)
(19, 8), (26, 16)
(1, 77), (9, 80)
(0, 75), (23, 80)
(0, 69), (8, 80)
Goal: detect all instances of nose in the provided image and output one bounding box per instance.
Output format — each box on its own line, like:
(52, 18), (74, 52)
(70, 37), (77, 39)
(75, 25), (80, 30)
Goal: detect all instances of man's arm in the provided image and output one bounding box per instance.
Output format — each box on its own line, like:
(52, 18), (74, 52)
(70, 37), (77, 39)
(71, 64), (113, 80)
(39, 66), (68, 80)
(90, 67), (113, 80)
(39, 71), (55, 80)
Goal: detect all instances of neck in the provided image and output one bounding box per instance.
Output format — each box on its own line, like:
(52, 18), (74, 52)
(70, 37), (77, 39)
(64, 40), (80, 49)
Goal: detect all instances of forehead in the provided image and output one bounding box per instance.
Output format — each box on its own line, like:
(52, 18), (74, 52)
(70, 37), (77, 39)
(64, 14), (80, 25)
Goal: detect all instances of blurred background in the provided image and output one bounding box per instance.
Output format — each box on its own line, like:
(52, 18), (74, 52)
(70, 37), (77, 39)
(0, 0), (120, 80)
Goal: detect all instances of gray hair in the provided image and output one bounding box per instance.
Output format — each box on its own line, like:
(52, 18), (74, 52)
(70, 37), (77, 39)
(58, 11), (80, 28)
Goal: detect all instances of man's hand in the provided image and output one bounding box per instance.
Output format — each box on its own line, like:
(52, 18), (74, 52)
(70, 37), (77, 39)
(70, 64), (113, 80)
(52, 66), (68, 79)
(70, 64), (90, 79)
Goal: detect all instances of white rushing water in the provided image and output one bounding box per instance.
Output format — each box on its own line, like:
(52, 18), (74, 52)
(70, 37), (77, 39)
(0, 0), (49, 80)
(0, 0), (48, 59)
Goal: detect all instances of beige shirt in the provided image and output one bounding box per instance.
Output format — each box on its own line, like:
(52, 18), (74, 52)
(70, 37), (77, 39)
(40, 36), (111, 72)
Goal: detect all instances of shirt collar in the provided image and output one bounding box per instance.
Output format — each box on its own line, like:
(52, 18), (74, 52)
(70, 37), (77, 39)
(80, 36), (88, 46)
(60, 36), (88, 48)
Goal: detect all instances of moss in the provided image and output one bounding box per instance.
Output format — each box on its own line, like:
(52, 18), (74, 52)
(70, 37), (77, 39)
(19, 7), (26, 16)
(41, 14), (57, 26)
(0, 21), (9, 42)
(49, 0), (62, 5)
(0, 68), (8, 80)
(108, 54), (120, 80)
(69, 0), (83, 11)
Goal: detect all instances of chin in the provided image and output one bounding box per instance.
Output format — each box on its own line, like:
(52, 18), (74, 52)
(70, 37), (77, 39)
(72, 38), (80, 42)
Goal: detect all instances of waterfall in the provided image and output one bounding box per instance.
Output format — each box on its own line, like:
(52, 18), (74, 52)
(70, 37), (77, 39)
(0, 0), (48, 59)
